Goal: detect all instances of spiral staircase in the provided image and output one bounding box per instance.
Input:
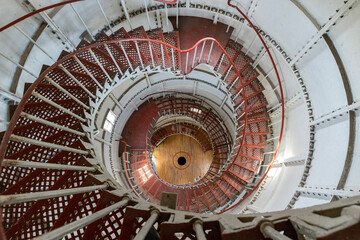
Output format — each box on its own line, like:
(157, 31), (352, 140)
(0, 0), (360, 239)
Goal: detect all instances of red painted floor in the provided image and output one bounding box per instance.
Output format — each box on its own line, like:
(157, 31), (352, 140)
(170, 16), (233, 72)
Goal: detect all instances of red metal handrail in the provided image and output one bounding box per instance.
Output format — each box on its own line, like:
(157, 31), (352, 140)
(0, 36), (248, 194)
(0, 0), (285, 215)
(0, 0), (84, 32)
(214, 0), (286, 214)
(154, 0), (178, 4)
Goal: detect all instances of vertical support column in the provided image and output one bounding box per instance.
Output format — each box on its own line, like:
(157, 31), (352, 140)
(104, 44), (124, 75)
(160, 45), (166, 68)
(120, 0), (133, 30)
(207, 41), (214, 64)
(135, 41), (144, 69)
(120, 43), (134, 71)
(260, 222), (292, 240)
(192, 46), (198, 68)
(40, 12), (76, 50)
(143, 0), (152, 30)
(165, 3), (170, 32)
(149, 43), (155, 67)
(193, 220), (206, 240)
(133, 209), (160, 240)
(176, 0), (179, 29)
(70, 3), (95, 41)
(96, 0), (114, 35)
(198, 41), (206, 63)
(171, 48), (176, 70)
(216, 54), (225, 71)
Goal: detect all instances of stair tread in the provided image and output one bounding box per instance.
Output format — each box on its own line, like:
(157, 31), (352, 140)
(163, 31), (181, 70)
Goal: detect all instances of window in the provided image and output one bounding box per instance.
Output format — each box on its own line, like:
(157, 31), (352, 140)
(103, 110), (117, 132)
(138, 165), (153, 183)
(190, 107), (202, 114)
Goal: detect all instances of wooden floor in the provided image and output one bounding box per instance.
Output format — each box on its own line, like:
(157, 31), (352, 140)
(152, 134), (213, 185)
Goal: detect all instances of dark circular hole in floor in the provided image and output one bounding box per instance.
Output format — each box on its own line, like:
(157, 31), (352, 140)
(177, 157), (186, 166)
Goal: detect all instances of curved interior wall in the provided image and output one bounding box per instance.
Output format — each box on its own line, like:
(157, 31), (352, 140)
(0, 0), (359, 214)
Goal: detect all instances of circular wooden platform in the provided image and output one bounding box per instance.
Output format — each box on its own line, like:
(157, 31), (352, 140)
(152, 134), (213, 185)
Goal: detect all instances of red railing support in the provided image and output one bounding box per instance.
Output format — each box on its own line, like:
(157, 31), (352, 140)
(0, 0), (85, 32)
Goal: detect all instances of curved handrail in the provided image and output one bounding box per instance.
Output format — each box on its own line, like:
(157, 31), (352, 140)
(214, 0), (286, 214)
(0, 37), (247, 191)
(0, 0), (84, 32)
(0, 37), (252, 217)
(154, 0), (178, 4)
(0, 5), (285, 215)
(141, 91), (233, 187)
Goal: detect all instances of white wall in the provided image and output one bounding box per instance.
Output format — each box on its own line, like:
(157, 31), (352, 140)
(0, 0), (359, 214)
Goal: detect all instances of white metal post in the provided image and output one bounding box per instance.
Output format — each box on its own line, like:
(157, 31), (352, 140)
(70, 3), (95, 41)
(14, 25), (55, 61)
(2, 159), (96, 172)
(135, 41), (144, 69)
(104, 44), (124, 75)
(120, 0), (133, 30)
(133, 210), (160, 240)
(0, 184), (108, 206)
(198, 41), (206, 63)
(88, 49), (114, 83)
(40, 12), (76, 50)
(33, 197), (129, 240)
(228, 76), (238, 90)
(31, 91), (87, 122)
(10, 134), (90, 155)
(171, 48), (176, 70)
(143, 0), (152, 30)
(260, 68), (275, 83)
(0, 50), (37, 78)
(216, 54), (225, 71)
(96, 0), (114, 35)
(148, 43), (155, 67)
(207, 41), (214, 64)
(192, 46), (198, 68)
(73, 56), (104, 90)
(160, 44), (166, 68)
(176, 0), (179, 29)
(193, 220), (206, 240)
(58, 64), (96, 99)
(233, 88), (243, 101)
(20, 112), (86, 136)
(223, 65), (233, 81)
(120, 43), (134, 71)
(235, 101), (245, 112)
(165, 3), (170, 32)
(185, 52), (189, 73)
(44, 76), (90, 110)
